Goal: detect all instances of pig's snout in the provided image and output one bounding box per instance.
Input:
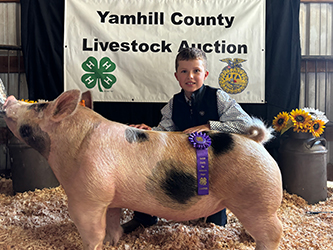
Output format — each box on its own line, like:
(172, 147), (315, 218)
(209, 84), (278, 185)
(0, 96), (15, 116)
(1, 96), (18, 117)
(2, 96), (17, 110)
(3, 96), (17, 108)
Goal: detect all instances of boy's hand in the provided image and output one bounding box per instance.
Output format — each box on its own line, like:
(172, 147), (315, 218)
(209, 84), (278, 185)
(183, 124), (210, 134)
(129, 123), (152, 130)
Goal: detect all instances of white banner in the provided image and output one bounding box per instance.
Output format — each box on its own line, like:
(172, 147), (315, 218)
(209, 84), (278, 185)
(64, 0), (265, 103)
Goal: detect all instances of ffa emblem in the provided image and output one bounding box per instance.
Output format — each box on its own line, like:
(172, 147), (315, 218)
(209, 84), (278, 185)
(218, 58), (248, 94)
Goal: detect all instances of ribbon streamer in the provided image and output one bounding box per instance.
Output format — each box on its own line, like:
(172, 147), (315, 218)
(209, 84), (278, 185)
(189, 132), (211, 195)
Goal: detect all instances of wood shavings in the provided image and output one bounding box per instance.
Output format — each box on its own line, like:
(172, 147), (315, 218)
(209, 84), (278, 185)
(0, 178), (332, 249)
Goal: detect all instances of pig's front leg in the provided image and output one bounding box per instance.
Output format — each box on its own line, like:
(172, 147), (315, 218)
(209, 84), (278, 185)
(104, 207), (123, 245)
(67, 200), (108, 250)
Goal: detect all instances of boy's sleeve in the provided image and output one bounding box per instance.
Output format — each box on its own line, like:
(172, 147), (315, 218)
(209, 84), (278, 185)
(209, 89), (253, 134)
(152, 98), (178, 131)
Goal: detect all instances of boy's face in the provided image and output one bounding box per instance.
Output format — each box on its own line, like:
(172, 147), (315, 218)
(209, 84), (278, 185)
(174, 59), (209, 99)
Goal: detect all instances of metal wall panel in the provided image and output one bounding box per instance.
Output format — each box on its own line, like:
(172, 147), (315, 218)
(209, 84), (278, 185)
(300, 2), (333, 166)
(300, 3), (333, 56)
(299, 2), (333, 119)
(0, 2), (25, 174)
(0, 2), (20, 45)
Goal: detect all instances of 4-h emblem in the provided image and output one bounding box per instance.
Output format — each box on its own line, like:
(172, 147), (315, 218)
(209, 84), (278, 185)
(81, 57), (117, 92)
(218, 58), (248, 94)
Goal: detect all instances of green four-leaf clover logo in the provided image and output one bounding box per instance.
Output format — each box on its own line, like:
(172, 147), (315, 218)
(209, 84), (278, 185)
(81, 57), (117, 92)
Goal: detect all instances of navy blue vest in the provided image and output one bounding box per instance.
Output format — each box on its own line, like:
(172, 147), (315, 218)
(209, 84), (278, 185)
(172, 85), (219, 131)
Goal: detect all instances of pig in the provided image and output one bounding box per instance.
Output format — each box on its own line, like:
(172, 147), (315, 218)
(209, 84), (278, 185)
(1, 89), (283, 250)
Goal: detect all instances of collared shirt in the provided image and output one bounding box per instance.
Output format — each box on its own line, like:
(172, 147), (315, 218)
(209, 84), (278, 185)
(153, 88), (253, 134)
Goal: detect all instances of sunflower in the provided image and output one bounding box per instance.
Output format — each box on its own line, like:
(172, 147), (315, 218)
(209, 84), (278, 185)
(272, 112), (289, 132)
(21, 99), (37, 103)
(309, 119), (326, 137)
(290, 108), (312, 132)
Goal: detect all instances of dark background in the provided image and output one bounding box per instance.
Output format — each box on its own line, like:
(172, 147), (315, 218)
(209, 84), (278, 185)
(20, 0), (301, 159)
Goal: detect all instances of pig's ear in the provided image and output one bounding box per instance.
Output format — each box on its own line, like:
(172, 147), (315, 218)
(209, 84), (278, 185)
(81, 91), (93, 109)
(50, 90), (81, 122)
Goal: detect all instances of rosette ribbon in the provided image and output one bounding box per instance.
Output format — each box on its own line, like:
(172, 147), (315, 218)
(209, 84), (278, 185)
(189, 132), (211, 195)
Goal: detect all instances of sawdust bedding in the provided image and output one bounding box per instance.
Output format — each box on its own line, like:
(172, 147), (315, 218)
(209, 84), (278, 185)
(0, 178), (331, 250)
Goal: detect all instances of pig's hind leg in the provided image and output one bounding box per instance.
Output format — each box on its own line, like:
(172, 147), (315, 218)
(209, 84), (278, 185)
(230, 207), (282, 250)
(104, 207), (123, 245)
(67, 200), (109, 250)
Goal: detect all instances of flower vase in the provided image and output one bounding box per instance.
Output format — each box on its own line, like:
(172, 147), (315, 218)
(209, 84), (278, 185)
(278, 131), (327, 204)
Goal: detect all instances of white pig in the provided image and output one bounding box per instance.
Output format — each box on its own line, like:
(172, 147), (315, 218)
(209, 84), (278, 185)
(2, 90), (283, 250)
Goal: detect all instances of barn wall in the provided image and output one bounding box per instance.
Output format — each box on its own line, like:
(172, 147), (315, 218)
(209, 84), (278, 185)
(0, 0), (27, 98)
(300, 0), (333, 169)
(0, 0), (27, 176)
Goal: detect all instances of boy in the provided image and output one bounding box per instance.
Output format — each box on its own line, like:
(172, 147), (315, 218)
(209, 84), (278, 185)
(124, 47), (253, 233)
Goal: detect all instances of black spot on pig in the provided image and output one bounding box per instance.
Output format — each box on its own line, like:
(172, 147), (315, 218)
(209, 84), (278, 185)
(125, 128), (149, 143)
(28, 103), (49, 112)
(19, 124), (33, 138)
(161, 169), (197, 204)
(207, 132), (234, 155)
(19, 124), (51, 158)
(146, 159), (200, 210)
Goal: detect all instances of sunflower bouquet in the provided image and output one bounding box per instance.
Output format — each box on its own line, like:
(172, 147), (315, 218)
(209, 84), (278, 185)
(21, 99), (86, 106)
(20, 99), (37, 103)
(272, 108), (329, 137)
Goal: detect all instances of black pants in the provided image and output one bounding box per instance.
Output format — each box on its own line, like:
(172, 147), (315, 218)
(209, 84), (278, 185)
(133, 209), (227, 227)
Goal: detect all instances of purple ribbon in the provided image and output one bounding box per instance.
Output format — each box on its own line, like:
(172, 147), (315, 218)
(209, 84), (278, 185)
(189, 132), (211, 195)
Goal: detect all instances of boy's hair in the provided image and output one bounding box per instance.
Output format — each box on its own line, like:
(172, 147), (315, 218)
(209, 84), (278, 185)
(175, 47), (207, 71)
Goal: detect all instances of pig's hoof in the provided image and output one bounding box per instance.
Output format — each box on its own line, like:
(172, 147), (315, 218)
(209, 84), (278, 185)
(121, 219), (143, 234)
(104, 231), (122, 246)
